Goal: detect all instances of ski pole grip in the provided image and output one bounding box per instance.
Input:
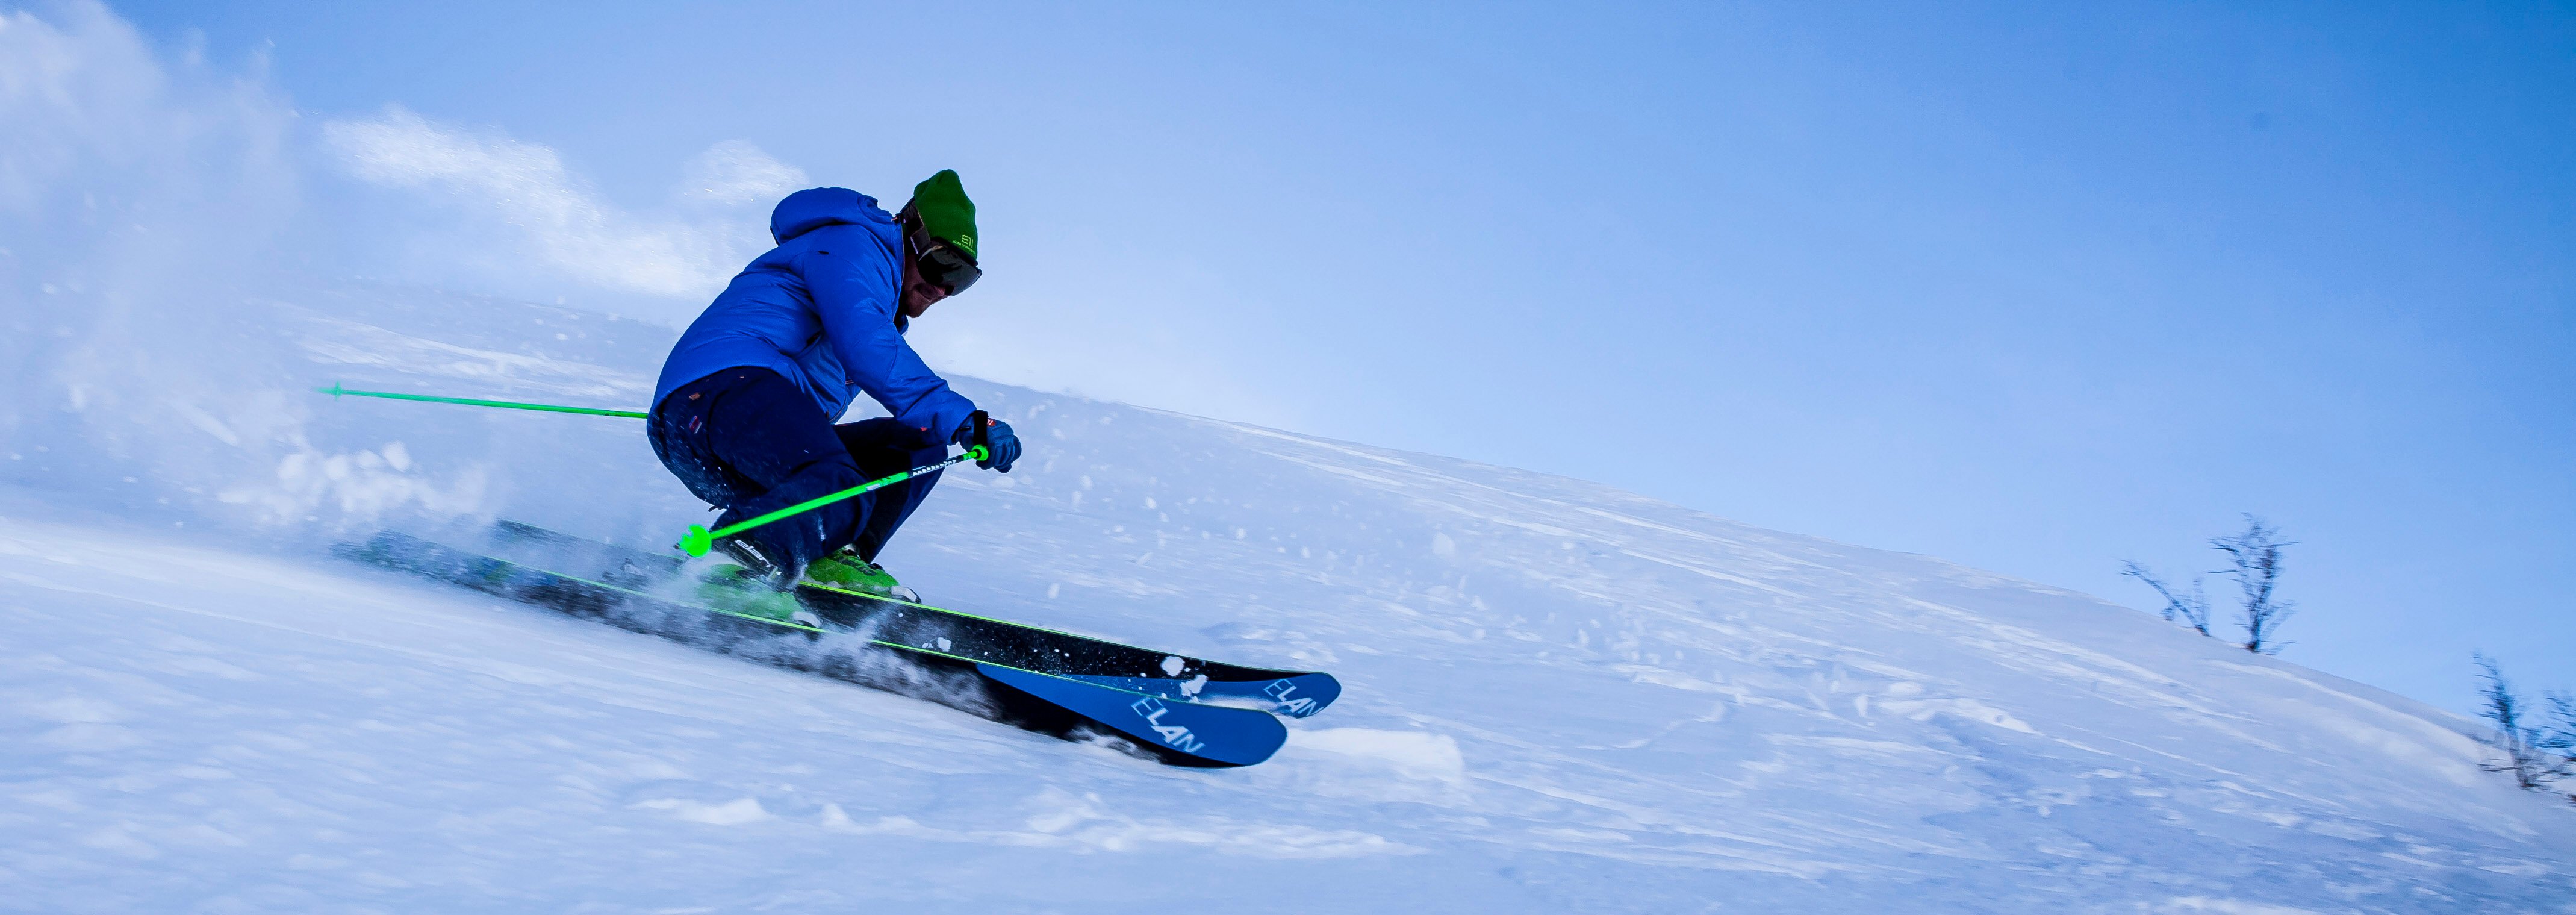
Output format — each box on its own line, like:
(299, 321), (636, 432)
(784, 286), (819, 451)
(969, 445), (991, 463)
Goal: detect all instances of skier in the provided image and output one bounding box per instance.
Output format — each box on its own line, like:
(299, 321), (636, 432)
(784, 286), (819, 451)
(647, 172), (1021, 619)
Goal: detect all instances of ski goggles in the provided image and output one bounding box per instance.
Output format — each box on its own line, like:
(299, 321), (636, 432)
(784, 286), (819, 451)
(906, 221), (982, 295)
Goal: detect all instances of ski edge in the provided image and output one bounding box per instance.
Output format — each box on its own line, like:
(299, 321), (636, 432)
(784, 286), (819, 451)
(488, 519), (1344, 717)
(337, 530), (1286, 768)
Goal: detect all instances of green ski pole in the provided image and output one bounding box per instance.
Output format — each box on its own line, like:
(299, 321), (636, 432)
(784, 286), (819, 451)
(678, 446), (990, 557)
(316, 382), (991, 558)
(315, 383), (649, 419)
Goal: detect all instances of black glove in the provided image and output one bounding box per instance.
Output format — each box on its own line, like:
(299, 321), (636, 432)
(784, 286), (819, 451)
(953, 410), (1021, 473)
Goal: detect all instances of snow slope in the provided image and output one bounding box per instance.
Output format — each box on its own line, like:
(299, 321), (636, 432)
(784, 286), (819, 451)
(4, 283), (2572, 913)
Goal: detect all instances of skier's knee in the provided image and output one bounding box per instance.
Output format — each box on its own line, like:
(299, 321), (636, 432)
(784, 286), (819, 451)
(794, 455), (865, 492)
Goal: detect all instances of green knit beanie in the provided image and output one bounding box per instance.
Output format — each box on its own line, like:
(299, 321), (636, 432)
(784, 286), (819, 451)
(909, 170), (978, 262)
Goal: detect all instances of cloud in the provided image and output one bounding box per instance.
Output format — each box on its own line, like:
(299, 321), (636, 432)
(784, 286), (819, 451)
(322, 108), (802, 298)
(678, 139), (810, 208)
(308, 109), (1303, 426)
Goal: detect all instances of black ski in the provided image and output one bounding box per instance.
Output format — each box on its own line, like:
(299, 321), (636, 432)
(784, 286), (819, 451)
(337, 530), (1289, 767)
(482, 520), (1341, 717)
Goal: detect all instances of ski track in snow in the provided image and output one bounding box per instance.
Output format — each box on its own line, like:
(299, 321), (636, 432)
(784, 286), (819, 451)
(2, 285), (2572, 913)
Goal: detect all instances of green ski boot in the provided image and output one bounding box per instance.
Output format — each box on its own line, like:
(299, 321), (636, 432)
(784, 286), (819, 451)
(695, 564), (816, 626)
(803, 548), (918, 602)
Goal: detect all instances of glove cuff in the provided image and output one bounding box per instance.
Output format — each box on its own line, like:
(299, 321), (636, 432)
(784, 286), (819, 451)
(955, 410), (991, 448)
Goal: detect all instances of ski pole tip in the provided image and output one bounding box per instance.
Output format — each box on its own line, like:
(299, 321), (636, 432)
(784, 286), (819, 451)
(317, 382), (345, 398)
(680, 523), (713, 557)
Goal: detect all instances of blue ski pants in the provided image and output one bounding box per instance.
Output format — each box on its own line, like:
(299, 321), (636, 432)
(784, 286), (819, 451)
(648, 367), (947, 572)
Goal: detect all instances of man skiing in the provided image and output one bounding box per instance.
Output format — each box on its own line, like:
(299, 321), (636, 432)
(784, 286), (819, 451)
(648, 171), (1021, 619)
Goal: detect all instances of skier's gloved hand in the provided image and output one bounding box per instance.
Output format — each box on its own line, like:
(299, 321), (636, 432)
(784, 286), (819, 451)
(953, 410), (1021, 473)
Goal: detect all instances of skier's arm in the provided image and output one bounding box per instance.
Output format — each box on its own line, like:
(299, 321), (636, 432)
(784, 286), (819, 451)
(802, 230), (979, 439)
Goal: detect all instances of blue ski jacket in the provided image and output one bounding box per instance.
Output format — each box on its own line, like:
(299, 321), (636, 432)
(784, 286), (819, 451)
(652, 187), (978, 440)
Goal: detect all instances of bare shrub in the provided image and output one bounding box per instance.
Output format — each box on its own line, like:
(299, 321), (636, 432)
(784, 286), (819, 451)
(2474, 654), (2576, 797)
(2121, 514), (2297, 652)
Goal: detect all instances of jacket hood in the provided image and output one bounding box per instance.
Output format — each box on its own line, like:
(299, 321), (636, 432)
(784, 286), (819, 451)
(770, 187), (887, 245)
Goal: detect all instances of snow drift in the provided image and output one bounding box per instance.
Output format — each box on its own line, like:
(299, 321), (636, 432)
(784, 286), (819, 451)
(2, 281), (2572, 913)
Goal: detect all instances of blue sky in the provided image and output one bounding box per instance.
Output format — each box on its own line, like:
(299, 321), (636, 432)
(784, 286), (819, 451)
(97, 0), (2576, 712)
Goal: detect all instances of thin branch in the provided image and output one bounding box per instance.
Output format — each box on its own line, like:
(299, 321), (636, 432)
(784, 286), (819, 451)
(2475, 653), (2575, 791)
(2122, 560), (2212, 637)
